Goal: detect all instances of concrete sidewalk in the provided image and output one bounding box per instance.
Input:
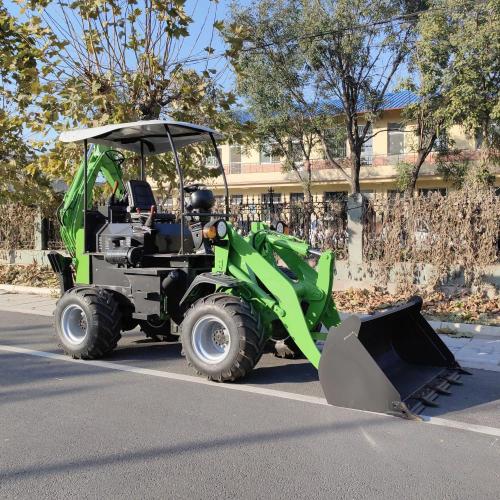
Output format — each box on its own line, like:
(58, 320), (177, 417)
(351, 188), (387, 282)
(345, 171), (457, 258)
(0, 289), (499, 372)
(0, 290), (56, 317)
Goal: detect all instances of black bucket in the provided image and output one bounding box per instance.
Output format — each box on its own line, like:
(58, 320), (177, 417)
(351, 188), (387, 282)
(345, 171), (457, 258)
(319, 297), (468, 418)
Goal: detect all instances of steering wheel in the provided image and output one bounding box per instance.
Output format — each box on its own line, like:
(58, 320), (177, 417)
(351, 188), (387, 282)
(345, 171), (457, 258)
(105, 149), (125, 167)
(184, 183), (207, 193)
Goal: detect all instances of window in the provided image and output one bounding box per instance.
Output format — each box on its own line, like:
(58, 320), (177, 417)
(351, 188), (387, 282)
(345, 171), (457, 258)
(418, 188), (447, 197)
(163, 197), (174, 210)
(358, 125), (373, 165)
(290, 141), (304, 166)
(229, 145), (241, 174)
(230, 194), (243, 205)
(260, 142), (278, 163)
(324, 191), (347, 203)
(387, 189), (401, 200)
(261, 192), (281, 204)
(433, 129), (449, 152)
(206, 147), (223, 168)
(290, 192), (304, 204)
(323, 130), (347, 159)
(388, 123), (405, 158)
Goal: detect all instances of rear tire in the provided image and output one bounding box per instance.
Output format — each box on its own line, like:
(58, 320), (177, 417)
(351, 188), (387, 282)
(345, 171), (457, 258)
(54, 287), (122, 359)
(181, 293), (265, 382)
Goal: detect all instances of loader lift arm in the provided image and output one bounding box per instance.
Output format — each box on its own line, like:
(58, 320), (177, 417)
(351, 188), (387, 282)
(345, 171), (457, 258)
(58, 144), (126, 259)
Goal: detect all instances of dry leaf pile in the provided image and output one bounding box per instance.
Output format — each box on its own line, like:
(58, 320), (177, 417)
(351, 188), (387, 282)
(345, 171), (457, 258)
(334, 287), (499, 326)
(0, 263), (59, 288)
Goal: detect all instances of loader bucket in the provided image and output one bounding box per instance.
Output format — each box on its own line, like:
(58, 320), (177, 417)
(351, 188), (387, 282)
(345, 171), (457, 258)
(318, 296), (469, 418)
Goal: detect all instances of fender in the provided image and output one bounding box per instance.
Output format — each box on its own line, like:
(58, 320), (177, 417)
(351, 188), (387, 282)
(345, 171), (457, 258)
(179, 272), (240, 307)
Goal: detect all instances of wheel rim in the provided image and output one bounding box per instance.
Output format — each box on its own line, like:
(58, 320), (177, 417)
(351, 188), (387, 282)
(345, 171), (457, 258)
(60, 304), (88, 345)
(191, 315), (231, 364)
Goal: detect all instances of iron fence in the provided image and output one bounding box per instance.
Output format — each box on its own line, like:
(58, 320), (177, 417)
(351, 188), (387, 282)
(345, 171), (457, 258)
(213, 194), (349, 258)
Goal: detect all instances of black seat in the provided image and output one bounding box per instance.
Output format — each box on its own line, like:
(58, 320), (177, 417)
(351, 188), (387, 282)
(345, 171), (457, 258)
(127, 180), (156, 211)
(127, 180), (176, 223)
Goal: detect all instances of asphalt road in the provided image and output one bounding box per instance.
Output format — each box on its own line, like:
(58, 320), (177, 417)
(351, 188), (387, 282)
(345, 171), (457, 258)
(1, 311), (499, 499)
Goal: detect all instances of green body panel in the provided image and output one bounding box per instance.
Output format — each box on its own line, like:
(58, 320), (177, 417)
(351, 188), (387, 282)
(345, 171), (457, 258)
(213, 222), (341, 368)
(58, 144), (126, 285)
(60, 143), (340, 366)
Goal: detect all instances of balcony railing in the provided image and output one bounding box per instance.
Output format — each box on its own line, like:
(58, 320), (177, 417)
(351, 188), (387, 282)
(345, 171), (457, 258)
(220, 150), (484, 175)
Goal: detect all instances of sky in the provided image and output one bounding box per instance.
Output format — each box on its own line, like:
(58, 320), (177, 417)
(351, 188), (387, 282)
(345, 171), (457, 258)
(5, 0), (240, 90)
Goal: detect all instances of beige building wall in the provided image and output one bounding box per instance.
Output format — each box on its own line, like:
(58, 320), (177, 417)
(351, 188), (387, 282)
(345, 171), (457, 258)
(157, 107), (499, 204)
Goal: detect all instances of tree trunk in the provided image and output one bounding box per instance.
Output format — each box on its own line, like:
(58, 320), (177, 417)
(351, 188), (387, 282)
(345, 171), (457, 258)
(303, 159), (313, 243)
(350, 151), (361, 194)
(405, 132), (437, 195)
(405, 150), (427, 195)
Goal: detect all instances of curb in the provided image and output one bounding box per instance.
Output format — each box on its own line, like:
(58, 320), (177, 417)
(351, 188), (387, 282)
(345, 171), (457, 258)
(1, 286), (499, 339)
(429, 320), (500, 338)
(0, 284), (58, 297)
(339, 311), (500, 339)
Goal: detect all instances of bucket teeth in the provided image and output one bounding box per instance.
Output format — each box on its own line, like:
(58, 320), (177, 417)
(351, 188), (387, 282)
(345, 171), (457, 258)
(429, 385), (452, 396)
(458, 367), (473, 375)
(419, 396), (439, 407)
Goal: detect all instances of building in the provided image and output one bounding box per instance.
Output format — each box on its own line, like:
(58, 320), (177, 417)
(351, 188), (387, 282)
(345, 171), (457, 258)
(200, 91), (498, 204)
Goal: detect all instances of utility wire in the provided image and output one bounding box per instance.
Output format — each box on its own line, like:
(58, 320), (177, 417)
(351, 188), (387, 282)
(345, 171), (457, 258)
(175, 7), (443, 67)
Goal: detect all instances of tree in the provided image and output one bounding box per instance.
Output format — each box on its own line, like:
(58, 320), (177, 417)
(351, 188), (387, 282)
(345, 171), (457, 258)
(397, 0), (500, 192)
(416, 0), (500, 175)
(301, 0), (422, 193)
(396, 87), (448, 194)
(225, 0), (331, 205)
(0, 2), (55, 206)
(15, 0), (242, 195)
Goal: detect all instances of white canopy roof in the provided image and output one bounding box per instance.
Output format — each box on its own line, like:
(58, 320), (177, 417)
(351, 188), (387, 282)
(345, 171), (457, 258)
(58, 119), (223, 155)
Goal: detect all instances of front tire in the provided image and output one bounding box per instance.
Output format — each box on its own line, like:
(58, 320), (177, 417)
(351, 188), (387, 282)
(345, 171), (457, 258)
(54, 287), (122, 359)
(181, 293), (265, 382)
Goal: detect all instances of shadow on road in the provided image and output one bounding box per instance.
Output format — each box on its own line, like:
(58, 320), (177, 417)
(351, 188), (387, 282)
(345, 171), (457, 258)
(0, 416), (391, 482)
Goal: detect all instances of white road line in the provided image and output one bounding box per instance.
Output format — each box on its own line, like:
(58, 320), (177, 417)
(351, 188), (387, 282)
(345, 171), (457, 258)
(421, 416), (500, 437)
(2, 343), (500, 438)
(0, 344), (329, 406)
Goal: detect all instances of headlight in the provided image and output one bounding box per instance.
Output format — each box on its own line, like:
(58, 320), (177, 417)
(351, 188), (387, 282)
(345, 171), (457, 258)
(216, 220), (227, 238)
(202, 220), (227, 240)
(202, 225), (217, 239)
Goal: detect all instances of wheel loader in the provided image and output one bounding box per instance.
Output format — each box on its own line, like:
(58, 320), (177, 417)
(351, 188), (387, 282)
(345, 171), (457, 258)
(49, 120), (469, 419)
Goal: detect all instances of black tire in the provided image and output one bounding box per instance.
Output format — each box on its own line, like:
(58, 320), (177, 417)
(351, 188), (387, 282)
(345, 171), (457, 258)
(140, 318), (178, 342)
(122, 316), (139, 332)
(54, 287), (122, 359)
(181, 293), (265, 382)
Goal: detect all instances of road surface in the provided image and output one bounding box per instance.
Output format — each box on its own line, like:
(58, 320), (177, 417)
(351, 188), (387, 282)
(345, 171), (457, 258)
(1, 311), (499, 499)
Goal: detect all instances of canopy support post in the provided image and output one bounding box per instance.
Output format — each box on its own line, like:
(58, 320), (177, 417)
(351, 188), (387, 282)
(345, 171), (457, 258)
(140, 141), (145, 181)
(83, 139), (88, 252)
(165, 125), (185, 255)
(210, 133), (229, 215)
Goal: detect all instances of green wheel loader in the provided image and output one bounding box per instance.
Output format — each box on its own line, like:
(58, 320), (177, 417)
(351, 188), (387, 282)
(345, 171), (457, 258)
(49, 120), (469, 419)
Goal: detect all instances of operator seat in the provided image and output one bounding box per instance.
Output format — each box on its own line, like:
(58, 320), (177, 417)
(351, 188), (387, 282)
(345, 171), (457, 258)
(127, 180), (176, 223)
(127, 180), (156, 212)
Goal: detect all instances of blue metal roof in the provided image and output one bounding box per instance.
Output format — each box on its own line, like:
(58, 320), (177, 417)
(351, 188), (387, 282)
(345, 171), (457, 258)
(232, 91), (419, 122)
(325, 90), (420, 114)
